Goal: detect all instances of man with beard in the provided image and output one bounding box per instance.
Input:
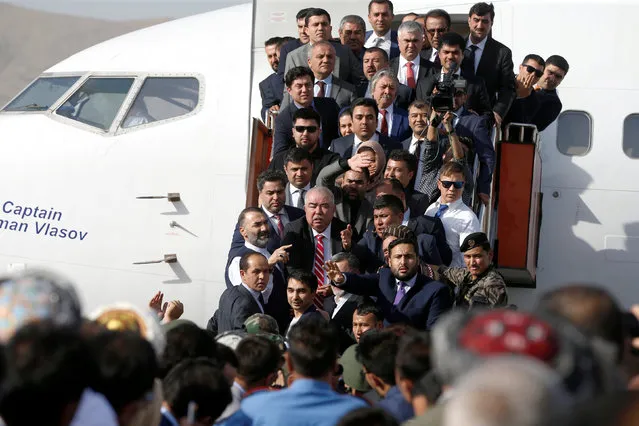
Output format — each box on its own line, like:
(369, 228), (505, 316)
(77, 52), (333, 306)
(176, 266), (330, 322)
(259, 37), (286, 121)
(325, 237), (452, 330)
(224, 207), (292, 333)
(316, 152), (374, 238)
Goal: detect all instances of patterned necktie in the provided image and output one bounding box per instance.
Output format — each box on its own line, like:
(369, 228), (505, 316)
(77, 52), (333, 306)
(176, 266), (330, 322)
(273, 214), (284, 238)
(463, 45), (479, 77)
(313, 234), (325, 309)
(380, 109), (388, 136)
(394, 282), (407, 306)
(316, 80), (326, 98)
(405, 62), (416, 89)
(435, 204), (449, 218)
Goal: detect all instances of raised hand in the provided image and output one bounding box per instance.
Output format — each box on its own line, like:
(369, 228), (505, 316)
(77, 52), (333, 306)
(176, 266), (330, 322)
(347, 153), (373, 172)
(323, 260), (345, 284)
(269, 244), (292, 266)
(149, 291), (164, 319)
(341, 224), (353, 251)
(163, 300), (184, 323)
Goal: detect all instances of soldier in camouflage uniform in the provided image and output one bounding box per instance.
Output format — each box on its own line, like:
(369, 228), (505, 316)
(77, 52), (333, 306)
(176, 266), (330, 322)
(437, 232), (507, 309)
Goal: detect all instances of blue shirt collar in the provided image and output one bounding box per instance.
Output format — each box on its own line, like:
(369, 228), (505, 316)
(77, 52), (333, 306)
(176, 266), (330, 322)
(290, 378), (332, 392)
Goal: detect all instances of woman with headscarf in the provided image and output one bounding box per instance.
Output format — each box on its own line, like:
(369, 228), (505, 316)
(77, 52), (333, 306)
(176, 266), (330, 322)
(355, 140), (386, 198)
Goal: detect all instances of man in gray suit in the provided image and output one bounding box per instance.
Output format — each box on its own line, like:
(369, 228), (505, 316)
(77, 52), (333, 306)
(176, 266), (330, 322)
(284, 8), (366, 88)
(283, 147), (313, 209)
(281, 41), (357, 110)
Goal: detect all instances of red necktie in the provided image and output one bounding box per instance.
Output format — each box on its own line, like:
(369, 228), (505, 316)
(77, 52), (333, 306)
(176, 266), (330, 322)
(313, 234), (325, 309)
(273, 214), (284, 238)
(406, 62), (416, 89)
(380, 109), (388, 136)
(316, 81), (326, 98)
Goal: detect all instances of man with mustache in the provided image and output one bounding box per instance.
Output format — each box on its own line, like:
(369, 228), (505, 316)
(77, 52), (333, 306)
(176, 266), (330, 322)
(359, 47), (412, 110)
(371, 69), (411, 142)
(259, 37), (286, 121)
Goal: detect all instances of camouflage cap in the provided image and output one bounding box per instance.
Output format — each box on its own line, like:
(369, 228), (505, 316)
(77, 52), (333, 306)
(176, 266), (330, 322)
(339, 344), (372, 392)
(255, 331), (287, 353)
(243, 313), (280, 335)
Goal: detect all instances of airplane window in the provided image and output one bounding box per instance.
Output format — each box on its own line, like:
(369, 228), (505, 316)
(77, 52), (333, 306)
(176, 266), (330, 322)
(3, 76), (80, 112)
(556, 110), (592, 156)
(623, 114), (639, 159)
(56, 77), (135, 131)
(121, 77), (199, 129)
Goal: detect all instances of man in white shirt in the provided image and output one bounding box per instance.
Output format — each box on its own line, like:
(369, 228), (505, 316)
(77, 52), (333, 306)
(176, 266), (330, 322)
(283, 147), (313, 208)
(390, 21), (431, 90)
(401, 100), (429, 192)
(425, 162), (480, 267)
(364, 0), (398, 60)
(371, 69), (410, 141)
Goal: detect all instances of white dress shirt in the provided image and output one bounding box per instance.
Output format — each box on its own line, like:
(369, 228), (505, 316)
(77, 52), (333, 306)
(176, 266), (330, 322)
(409, 135), (426, 191)
(228, 241), (274, 304)
(263, 206), (290, 233)
(429, 48), (438, 63)
(365, 30), (392, 57)
(465, 36), (488, 73)
(312, 223), (333, 285)
(291, 183), (311, 208)
(314, 74), (333, 98)
(376, 103), (394, 136)
(331, 292), (352, 319)
(398, 55), (420, 86)
(425, 197), (480, 267)
(402, 207), (411, 226)
(352, 132), (380, 156)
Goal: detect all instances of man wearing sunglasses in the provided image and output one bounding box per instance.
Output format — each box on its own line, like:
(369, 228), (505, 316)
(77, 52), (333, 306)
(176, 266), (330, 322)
(425, 162), (480, 267)
(503, 54), (545, 127)
(422, 9), (451, 66)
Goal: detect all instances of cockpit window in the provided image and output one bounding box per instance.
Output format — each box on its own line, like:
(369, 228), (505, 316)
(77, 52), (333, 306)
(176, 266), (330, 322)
(121, 77), (200, 128)
(56, 77), (134, 131)
(3, 77), (80, 112)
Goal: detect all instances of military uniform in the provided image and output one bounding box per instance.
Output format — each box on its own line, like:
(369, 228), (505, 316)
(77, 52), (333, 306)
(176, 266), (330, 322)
(439, 265), (508, 309)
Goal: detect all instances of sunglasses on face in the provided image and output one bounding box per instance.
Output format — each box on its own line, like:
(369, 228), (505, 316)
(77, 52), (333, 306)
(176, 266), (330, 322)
(440, 180), (464, 189)
(524, 64), (543, 78)
(294, 125), (318, 133)
(427, 28), (448, 35)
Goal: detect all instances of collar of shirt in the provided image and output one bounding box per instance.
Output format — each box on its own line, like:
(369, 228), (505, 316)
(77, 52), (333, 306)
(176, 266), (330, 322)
(293, 100), (315, 110)
(366, 29), (392, 44)
(435, 196), (465, 211)
(353, 133), (380, 153)
(293, 183), (311, 195)
(466, 35), (488, 52)
(263, 206), (288, 221)
(244, 241), (271, 259)
(440, 68), (462, 80)
(377, 104), (394, 133)
(402, 208), (411, 225)
(315, 74), (333, 95)
(399, 54), (418, 70)
(410, 135), (426, 151)
(233, 381), (247, 397)
(429, 48), (438, 62)
(160, 407), (180, 426)
(396, 273), (418, 289)
(290, 378), (333, 393)
(332, 292), (352, 318)
(241, 282), (265, 312)
(312, 223), (331, 241)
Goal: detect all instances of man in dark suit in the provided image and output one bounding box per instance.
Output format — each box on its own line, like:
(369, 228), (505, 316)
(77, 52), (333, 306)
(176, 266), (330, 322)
(229, 170), (304, 254)
(364, 0), (399, 60)
(281, 41), (357, 110)
(338, 15), (367, 62)
(531, 55), (569, 131)
(422, 9), (451, 66)
(272, 67), (339, 156)
(316, 152), (374, 239)
(269, 108), (339, 186)
(285, 269), (327, 336)
(383, 150), (431, 216)
(259, 37), (286, 122)
(285, 9), (366, 88)
(462, 2), (515, 126)
(209, 252), (271, 334)
(390, 21), (432, 94)
(370, 69), (411, 142)
(329, 97), (402, 159)
(224, 208), (292, 333)
(326, 237), (453, 330)
(282, 148), (313, 209)
(415, 32), (492, 117)
(359, 48), (413, 110)
(276, 8), (311, 77)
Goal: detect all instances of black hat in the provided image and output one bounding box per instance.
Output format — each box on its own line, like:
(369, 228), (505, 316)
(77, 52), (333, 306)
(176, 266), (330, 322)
(460, 232), (490, 252)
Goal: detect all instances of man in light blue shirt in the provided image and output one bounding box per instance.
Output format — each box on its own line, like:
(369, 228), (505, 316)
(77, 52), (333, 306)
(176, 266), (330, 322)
(226, 316), (367, 426)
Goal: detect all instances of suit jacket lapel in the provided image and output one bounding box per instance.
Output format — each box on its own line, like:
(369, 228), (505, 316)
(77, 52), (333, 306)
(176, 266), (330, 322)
(238, 285), (261, 312)
(331, 77), (340, 98)
(330, 221), (342, 254)
(477, 38), (495, 76)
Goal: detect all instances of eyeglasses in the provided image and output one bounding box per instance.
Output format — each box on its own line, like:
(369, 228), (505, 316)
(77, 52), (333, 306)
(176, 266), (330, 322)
(294, 125), (318, 133)
(524, 65), (543, 78)
(440, 180), (464, 189)
(427, 28), (448, 35)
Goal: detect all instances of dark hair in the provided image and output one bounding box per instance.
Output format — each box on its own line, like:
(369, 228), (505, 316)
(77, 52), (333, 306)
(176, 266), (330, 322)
(284, 146), (312, 166)
(339, 107), (352, 119)
(285, 66), (315, 88)
(257, 169), (287, 192)
(216, 343), (239, 369)
(160, 322), (218, 378)
(288, 268), (318, 293)
(337, 407), (399, 426)
(305, 8), (331, 25)
(425, 9), (451, 28)
(163, 357), (232, 421)
(288, 315), (337, 378)
(238, 206), (265, 229)
(373, 194), (405, 215)
(523, 54), (545, 68)
(89, 331), (157, 414)
(396, 332), (431, 382)
(331, 252), (361, 272)
(351, 97), (379, 117)
(469, 2), (495, 21)
(293, 107), (321, 126)
(408, 100), (430, 111)
(379, 177), (405, 194)
(264, 36), (281, 48)
(411, 370), (443, 403)
(439, 32), (466, 52)
(356, 329), (399, 385)
(355, 300), (384, 322)
(235, 336), (281, 386)
(388, 149), (418, 173)
(280, 36), (296, 45)
(239, 251), (266, 272)
(388, 237), (418, 257)
(0, 322), (93, 426)
(546, 55), (569, 74)
(368, 0), (394, 14)
(296, 7), (312, 21)
(364, 47), (390, 63)
(439, 161), (466, 179)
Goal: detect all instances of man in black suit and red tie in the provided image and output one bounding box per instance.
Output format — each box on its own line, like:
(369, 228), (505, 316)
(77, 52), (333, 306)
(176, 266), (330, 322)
(389, 21), (432, 97)
(462, 2), (516, 127)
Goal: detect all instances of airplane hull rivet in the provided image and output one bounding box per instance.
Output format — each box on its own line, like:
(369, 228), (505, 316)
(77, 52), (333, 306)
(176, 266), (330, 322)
(552, 191), (560, 198)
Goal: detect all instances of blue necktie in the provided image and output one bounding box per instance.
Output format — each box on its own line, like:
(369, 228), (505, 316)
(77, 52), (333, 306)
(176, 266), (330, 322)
(435, 204), (449, 218)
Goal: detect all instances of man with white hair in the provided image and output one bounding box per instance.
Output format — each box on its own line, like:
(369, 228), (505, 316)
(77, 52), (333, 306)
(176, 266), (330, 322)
(371, 69), (411, 141)
(390, 21), (432, 91)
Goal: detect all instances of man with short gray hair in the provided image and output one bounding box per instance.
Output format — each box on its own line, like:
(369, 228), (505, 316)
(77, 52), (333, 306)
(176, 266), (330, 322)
(390, 21), (432, 91)
(371, 69), (411, 141)
(339, 15), (367, 61)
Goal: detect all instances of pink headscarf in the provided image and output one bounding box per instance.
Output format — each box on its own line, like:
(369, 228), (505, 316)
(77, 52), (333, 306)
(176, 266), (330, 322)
(356, 140), (387, 192)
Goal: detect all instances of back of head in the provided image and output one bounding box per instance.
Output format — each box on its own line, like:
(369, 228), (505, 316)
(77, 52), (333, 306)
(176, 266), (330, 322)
(357, 329), (399, 386)
(0, 321), (93, 426)
(89, 330), (158, 417)
(396, 331), (431, 383)
(235, 335), (281, 387)
(337, 407), (399, 426)
(163, 357), (232, 423)
(443, 356), (570, 426)
(288, 315), (337, 378)
(160, 322), (217, 378)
